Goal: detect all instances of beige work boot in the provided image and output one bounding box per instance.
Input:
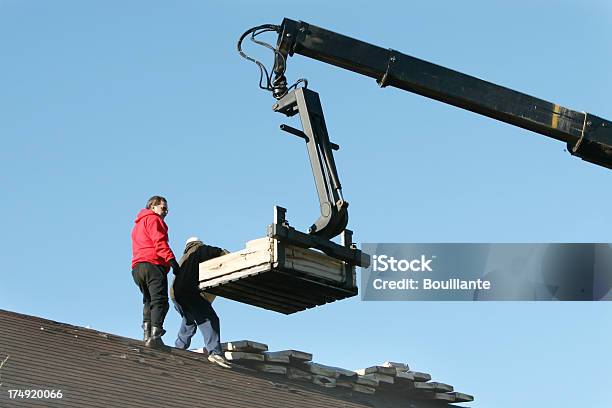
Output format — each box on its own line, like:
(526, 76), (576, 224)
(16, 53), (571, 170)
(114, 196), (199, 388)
(208, 353), (232, 368)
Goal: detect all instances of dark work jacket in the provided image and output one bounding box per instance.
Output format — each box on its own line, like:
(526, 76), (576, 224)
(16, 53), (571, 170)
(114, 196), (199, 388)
(172, 241), (225, 301)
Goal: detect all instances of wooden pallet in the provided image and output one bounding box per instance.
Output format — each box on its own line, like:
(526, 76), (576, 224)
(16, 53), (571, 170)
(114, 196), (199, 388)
(198, 237), (357, 314)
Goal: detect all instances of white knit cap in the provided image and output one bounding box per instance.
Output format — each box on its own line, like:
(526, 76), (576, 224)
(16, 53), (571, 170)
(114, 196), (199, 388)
(185, 236), (200, 246)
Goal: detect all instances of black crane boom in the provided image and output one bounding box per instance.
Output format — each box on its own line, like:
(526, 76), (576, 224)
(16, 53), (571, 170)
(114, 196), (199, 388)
(273, 18), (612, 169)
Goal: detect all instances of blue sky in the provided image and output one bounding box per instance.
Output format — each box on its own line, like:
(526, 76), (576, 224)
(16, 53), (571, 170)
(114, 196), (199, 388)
(1, 1), (611, 406)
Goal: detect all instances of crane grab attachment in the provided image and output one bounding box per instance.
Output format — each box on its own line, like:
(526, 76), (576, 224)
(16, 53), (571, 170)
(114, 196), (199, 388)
(238, 24), (349, 241)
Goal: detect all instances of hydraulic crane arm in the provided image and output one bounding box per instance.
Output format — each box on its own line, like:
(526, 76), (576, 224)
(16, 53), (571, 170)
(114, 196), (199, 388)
(273, 87), (348, 240)
(272, 18), (612, 169)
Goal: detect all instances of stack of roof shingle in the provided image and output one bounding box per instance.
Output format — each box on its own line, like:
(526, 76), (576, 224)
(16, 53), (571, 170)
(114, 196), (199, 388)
(191, 340), (474, 404)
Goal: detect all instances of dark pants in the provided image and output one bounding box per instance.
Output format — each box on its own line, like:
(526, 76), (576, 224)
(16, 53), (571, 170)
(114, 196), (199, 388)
(172, 294), (221, 355)
(132, 262), (169, 328)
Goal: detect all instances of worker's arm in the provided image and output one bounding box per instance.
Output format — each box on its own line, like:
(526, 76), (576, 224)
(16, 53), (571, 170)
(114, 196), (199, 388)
(145, 216), (177, 271)
(198, 246), (230, 303)
(169, 258), (181, 275)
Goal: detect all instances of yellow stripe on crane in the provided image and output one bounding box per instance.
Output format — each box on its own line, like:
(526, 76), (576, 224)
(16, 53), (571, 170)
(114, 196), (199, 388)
(552, 104), (560, 129)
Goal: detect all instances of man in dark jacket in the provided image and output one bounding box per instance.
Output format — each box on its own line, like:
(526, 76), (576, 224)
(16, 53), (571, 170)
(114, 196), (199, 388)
(171, 236), (231, 368)
(131, 195), (181, 347)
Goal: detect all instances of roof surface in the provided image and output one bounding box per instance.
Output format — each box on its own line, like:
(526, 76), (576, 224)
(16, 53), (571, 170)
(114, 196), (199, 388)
(0, 309), (466, 407)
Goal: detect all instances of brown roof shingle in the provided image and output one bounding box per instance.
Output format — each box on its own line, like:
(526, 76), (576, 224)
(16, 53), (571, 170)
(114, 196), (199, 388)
(0, 309), (467, 408)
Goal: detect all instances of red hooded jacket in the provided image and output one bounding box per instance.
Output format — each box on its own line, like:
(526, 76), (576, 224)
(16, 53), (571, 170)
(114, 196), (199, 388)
(131, 209), (175, 270)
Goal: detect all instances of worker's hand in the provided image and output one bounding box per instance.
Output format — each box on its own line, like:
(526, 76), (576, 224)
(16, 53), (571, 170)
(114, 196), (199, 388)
(169, 258), (181, 275)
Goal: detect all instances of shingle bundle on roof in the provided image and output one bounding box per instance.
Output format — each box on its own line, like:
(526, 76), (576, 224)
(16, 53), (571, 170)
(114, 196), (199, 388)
(193, 340), (474, 404)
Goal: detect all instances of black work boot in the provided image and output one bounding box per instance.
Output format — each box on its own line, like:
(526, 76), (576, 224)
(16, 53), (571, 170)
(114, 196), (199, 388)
(145, 326), (166, 348)
(142, 322), (151, 343)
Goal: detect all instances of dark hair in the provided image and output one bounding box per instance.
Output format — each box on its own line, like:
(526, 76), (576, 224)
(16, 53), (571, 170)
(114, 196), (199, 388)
(146, 195), (167, 209)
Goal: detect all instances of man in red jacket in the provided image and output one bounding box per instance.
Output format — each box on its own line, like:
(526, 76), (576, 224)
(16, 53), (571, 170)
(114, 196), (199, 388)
(131, 195), (181, 347)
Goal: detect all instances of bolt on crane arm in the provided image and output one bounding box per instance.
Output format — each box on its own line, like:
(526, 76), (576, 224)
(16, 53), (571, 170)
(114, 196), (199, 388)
(272, 18), (612, 169)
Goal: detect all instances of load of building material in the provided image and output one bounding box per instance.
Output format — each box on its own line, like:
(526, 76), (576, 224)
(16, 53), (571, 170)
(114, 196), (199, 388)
(198, 237), (358, 314)
(191, 340), (474, 404)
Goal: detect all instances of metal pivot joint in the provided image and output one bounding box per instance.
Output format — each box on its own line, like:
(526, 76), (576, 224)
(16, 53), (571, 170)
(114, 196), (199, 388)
(271, 18), (303, 99)
(273, 87), (348, 240)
